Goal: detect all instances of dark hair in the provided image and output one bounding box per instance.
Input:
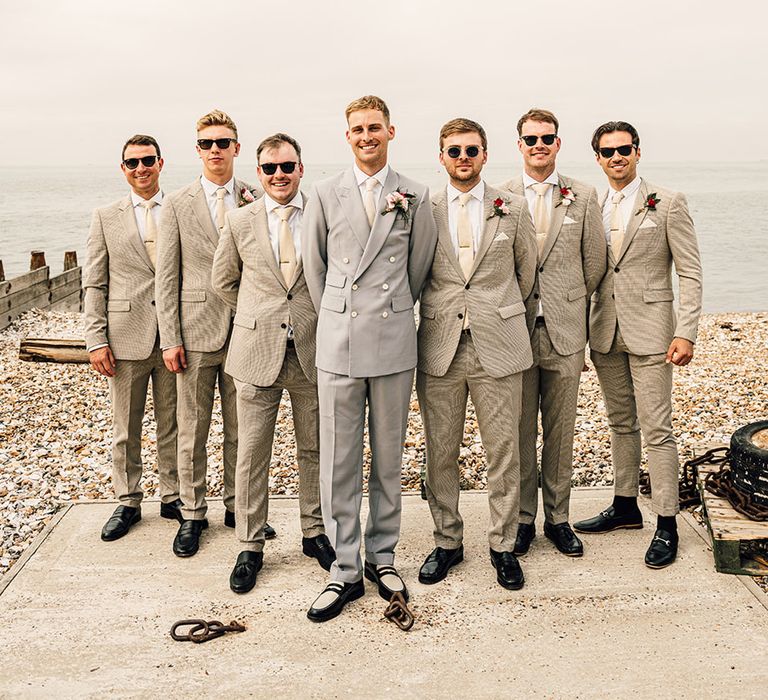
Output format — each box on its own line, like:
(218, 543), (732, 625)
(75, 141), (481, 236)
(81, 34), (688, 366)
(122, 134), (161, 161)
(257, 132), (302, 162)
(517, 108), (559, 136)
(439, 118), (488, 151)
(591, 121), (640, 153)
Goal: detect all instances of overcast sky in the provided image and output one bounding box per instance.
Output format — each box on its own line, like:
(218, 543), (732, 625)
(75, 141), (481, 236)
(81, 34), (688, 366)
(2, 0), (766, 168)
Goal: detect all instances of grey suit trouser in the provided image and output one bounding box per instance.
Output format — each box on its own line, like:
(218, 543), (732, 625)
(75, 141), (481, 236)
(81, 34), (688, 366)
(590, 327), (679, 516)
(233, 349), (324, 552)
(109, 344), (179, 507)
(519, 322), (584, 525)
(416, 335), (522, 552)
(177, 344), (237, 520)
(317, 367), (413, 584)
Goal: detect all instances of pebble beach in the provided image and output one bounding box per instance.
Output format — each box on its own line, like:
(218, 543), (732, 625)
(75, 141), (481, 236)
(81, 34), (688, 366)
(1, 309), (767, 584)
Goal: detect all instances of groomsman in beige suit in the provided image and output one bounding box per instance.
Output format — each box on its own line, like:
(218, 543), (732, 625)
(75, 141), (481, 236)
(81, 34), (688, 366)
(416, 118), (537, 590)
(574, 121), (702, 568)
(497, 109), (606, 558)
(156, 110), (266, 557)
(212, 133), (334, 593)
(302, 95), (438, 622)
(84, 134), (181, 541)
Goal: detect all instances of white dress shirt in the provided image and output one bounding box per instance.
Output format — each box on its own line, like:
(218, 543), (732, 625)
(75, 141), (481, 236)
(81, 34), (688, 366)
(522, 170), (560, 221)
(200, 175), (236, 226)
(353, 163), (389, 214)
(130, 190), (163, 242)
(446, 180), (485, 255)
(264, 191), (303, 263)
(602, 175), (642, 242)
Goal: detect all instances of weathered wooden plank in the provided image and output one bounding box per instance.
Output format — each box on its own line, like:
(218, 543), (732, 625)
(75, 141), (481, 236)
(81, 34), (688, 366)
(49, 288), (82, 312)
(48, 267), (81, 291)
(7, 290), (51, 318)
(3, 283), (51, 313)
(19, 338), (89, 364)
(63, 251), (78, 271)
(0, 267), (49, 295)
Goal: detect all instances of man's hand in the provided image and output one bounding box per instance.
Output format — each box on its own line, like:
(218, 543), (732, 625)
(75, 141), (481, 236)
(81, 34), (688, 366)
(666, 337), (694, 366)
(163, 345), (187, 373)
(89, 346), (116, 377)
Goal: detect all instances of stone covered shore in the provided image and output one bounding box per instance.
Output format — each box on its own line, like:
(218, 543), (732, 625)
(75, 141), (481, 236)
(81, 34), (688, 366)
(1, 309), (766, 577)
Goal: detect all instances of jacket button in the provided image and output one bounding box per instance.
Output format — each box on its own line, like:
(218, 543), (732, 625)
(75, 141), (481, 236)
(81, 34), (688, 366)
(351, 311), (358, 318)
(352, 284), (359, 291)
(533, 293), (539, 300)
(465, 283), (470, 290)
(382, 283), (389, 290)
(611, 293), (615, 299)
(343, 257), (350, 264)
(457, 312), (464, 319)
(614, 267), (620, 273)
(382, 311), (389, 318)
(280, 323), (287, 329)
(539, 266), (544, 273)
(389, 256), (396, 262)
(286, 293), (293, 300)
(150, 300), (155, 305)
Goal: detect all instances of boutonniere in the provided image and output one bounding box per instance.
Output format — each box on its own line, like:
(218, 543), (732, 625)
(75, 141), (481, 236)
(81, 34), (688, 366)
(555, 186), (576, 208)
(487, 197), (511, 219)
(238, 187), (259, 207)
(381, 188), (416, 223)
(636, 192), (660, 215)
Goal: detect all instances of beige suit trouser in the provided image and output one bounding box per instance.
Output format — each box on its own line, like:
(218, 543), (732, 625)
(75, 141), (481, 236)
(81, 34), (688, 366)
(590, 327), (680, 516)
(416, 334), (523, 552)
(233, 349), (324, 552)
(519, 321), (585, 525)
(177, 344), (237, 520)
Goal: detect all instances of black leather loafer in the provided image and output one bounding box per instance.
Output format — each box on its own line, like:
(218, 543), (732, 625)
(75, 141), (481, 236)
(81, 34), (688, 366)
(224, 510), (235, 528)
(514, 523), (536, 555)
(543, 521), (584, 557)
(172, 519), (208, 557)
(573, 506), (643, 534)
(160, 498), (184, 524)
(229, 551), (264, 593)
(302, 534), (336, 571)
(644, 529), (678, 569)
(364, 561), (409, 602)
(489, 549), (525, 590)
(307, 579), (365, 622)
(418, 546), (464, 584)
(101, 505), (141, 541)
(264, 522), (277, 539)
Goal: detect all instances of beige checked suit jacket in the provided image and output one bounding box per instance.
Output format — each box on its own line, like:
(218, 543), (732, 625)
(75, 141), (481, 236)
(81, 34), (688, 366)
(418, 185), (537, 379)
(211, 193), (317, 386)
(155, 178), (261, 352)
(84, 195), (160, 359)
(497, 175), (607, 354)
(589, 179), (702, 354)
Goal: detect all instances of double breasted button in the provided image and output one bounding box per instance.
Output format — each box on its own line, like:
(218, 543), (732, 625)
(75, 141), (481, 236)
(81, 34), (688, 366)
(614, 267), (620, 273)
(280, 323), (287, 329)
(351, 311), (358, 318)
(343, 257), (350, 264)
(286, 293), (293, 300)
(533, 293), (539, 300)
(465, 283), (470, 290)
(389, 256), (396, 262)
(150, 300), (155, 306)
(539, 266), (544, 273)
(457, 312), (464, 319)
(382, 283), (389, 290)
(382, 311), (389, 318)
(352, 284), (359, 291)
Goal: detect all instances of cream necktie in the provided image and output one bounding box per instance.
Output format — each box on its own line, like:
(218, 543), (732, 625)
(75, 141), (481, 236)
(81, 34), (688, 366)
(364, 178), (377, 228)
(457, 192), (474, 329)
(140, 200), (158, 266)
(530, 182), (551, 258)
(277, 205), (297, 286)
(215, 186), (227, 231)
(610, 190), (626, 258)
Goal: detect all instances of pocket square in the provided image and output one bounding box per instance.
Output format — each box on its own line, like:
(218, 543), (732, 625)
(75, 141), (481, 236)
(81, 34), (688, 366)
(639, 218), (657, 229)
(563, 216), (577, 225)
(493, 232), (509, 242)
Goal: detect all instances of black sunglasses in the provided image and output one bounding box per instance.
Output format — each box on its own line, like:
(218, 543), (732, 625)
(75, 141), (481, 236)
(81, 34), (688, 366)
(122, 155), (159, 169)
(259, 161), (298, 175)
(598, 144), (636, 158)
(197, 138), (236, 150)
(444, 145), (482, 159)
(520, 134), (557, 147)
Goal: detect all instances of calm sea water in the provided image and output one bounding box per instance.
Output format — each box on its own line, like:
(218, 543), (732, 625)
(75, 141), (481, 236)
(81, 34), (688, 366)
(0, 162), (766, 313)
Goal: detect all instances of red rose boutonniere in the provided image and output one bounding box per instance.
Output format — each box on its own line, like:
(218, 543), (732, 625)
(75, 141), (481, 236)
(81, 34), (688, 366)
(382, 188), (416, 224)
(636, 192), (660, 215)
(555, 186), (576, 208)
(487, 197), (511, 219)
(238, 187), (259, 207)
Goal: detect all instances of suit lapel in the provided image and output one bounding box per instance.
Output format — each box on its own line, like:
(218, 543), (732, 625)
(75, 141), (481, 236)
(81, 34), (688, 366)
(335, 168), (369, 252)
(118, 195), (154, 271)
(355, 167), (399, 280)
(251, 200), (287, 290)
(540, 175), (568, 263)
(502, 176), (525, 197)
(617, 178), (648, 262)
(188, 179), (220, 247)
(470, 189), (499, 277)
(432, 188), (465, 281)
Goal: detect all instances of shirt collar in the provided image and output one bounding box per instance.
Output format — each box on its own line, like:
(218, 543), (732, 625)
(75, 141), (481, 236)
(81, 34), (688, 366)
(353, 163), (389, 187)
(523, 171), (559, 190)
(447, 180), (485, 203)
(608, 175), (641, 201)
(200, 175), (235, 198)
(264, 190), (304, 214)
(131, 190), (163, 207)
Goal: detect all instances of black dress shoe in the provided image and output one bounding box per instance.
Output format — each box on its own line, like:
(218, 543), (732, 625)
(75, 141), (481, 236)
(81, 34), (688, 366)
(418, 546), (464, 584)
(364, 561), (409, 602)
(573, 506), (643, 534)
(224, 510), (235, 528)
(229, 551), (264, 593)
(489, 549), (525, 590)
(160, 498), (184, 524)
(543, 521), (584, 557)
(101, 505), (141, 541)
(644, 529), (678, 569)
(173, 519), (209, 557)
(302, 534), (336, 571)
(264, 522), (277, 540)
(514, 523), (536, 555)
(307, 579), (365, 622)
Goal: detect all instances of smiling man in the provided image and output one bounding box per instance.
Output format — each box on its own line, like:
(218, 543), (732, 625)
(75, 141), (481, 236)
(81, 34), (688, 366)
(573, 121), (703, 569)
(156, 110), (265, 558)
(302, 95), (437, 622)
(212, 133), (333, 593)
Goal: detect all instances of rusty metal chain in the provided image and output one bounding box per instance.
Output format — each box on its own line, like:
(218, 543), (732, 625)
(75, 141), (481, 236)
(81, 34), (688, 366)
(705, 467), (768, 521)
(384, 592), (414, 631)
(170, 619), (246, 643)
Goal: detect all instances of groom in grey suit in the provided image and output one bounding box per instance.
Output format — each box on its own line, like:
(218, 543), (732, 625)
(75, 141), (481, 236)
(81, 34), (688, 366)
(302, 95), (438, 622)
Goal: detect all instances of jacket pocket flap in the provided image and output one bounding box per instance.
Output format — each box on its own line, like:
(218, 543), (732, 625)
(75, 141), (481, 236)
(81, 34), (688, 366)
(325, 273), (346, 289)
(391, 294), (414, 313)
(498, 301), (525, 319)
(180, 290), (206, 302)
(321, 295), (346, 313)
(567, 285), (587, 301)
(107, 300), (130, 312)
(419, 304), (436, 319)
(233, 313), (256, 329)
(643, 288), (674, 302)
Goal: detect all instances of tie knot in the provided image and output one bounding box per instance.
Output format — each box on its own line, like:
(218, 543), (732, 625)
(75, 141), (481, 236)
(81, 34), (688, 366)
(458, 192), (472, 207)
(531, 182), (550, 197)
(366, 178), (377, 192)
(216, 187), (227, 200)
(612, 191), (625, 204)
(277, 205), (293, 222)
(140, 200), (157, 210)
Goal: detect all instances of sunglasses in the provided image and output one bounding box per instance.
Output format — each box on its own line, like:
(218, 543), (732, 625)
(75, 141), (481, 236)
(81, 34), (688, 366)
(259, 161), (298, 175)
(197, 138), (236, 150)
(598, 144), (636, 158)
(122, 155), (159, 169)
(444, 145), (482, 159)
(520, 134), (557, 147)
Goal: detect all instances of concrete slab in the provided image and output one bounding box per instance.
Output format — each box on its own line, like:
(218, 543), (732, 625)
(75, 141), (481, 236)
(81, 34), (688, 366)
(1, 489), (767, 699)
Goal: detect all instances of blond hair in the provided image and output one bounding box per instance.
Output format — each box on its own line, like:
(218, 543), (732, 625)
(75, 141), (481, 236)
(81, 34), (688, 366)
(196, 109), (238, 140)
(345, 95), (390, 124)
